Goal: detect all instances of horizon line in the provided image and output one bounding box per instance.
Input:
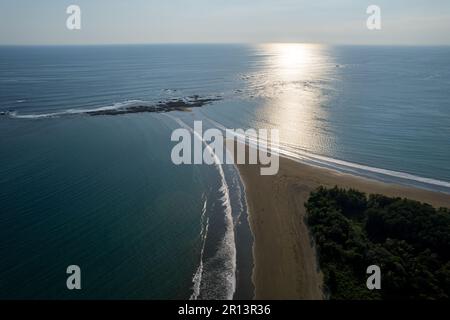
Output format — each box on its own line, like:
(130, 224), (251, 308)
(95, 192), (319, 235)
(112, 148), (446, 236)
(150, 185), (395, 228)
(1, 42), (450, 47)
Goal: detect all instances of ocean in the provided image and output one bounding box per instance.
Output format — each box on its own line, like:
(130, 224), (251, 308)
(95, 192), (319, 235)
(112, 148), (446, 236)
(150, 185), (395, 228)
(0, 44), (449, 299)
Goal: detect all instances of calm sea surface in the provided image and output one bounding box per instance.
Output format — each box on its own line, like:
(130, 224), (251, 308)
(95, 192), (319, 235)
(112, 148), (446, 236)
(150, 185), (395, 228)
(0, 44), (449, 298)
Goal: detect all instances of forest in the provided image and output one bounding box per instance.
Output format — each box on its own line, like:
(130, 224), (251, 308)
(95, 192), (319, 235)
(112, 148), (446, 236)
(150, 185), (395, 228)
(305, 186), (450, 299)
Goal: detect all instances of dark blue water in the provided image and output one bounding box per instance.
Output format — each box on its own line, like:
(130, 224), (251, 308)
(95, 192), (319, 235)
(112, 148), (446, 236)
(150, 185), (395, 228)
(0, 44), (449, 299)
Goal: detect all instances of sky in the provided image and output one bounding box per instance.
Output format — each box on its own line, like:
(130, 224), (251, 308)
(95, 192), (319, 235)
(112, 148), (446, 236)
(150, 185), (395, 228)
(0, 0), (449, 45)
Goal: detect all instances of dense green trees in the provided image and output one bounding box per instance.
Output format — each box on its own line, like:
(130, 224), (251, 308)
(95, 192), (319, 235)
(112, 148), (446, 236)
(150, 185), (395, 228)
(305, 186), (450, 299)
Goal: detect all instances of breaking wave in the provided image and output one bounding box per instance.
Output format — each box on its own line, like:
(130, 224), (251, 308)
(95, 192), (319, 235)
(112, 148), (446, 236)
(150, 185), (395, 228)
(204, 116), (450, 193)
(167, 114), (237, 300)
(3, 100), (152, 119)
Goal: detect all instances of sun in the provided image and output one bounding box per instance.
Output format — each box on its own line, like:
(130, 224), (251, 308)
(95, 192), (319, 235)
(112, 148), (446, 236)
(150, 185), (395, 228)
(269, 43), (315, 81)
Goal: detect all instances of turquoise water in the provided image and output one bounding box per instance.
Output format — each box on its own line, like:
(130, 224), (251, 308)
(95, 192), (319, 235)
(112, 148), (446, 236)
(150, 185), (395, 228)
(0, 44), (449, 299)
(0, 113), (250, 299)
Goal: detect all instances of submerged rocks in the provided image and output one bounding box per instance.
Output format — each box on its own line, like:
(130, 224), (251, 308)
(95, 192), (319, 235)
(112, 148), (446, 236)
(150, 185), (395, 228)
(86, 95), (222, 116)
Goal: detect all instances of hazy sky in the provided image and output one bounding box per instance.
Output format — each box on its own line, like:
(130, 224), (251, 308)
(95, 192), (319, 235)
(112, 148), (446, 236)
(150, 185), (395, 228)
(1, 0), (449, 45)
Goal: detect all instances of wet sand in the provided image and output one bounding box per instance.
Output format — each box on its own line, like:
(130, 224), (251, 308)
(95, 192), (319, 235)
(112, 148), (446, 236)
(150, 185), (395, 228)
(236, 150), (450, 300)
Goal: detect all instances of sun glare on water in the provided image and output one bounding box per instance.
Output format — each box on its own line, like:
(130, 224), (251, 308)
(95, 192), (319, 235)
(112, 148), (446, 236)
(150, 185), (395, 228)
(250, 43), (336, 155)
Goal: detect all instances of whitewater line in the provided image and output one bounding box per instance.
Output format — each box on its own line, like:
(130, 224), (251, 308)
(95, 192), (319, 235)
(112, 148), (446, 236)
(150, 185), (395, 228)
(165, 113), (237, 300)
(3, 100), (152, 119)
(190, 195), (209, 300)
(203, 116), (450, 192)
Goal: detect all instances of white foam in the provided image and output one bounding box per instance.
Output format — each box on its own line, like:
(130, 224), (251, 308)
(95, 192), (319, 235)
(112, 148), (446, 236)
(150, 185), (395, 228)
(205, 117), (450, 192)
(190, 195), (209, 300)
(167, 114), (237, 300)
(6, 100), (151, 119)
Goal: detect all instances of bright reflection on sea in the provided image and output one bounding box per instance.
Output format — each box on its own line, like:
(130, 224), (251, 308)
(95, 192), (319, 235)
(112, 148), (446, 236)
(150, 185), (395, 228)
(246, 43), (338, 156)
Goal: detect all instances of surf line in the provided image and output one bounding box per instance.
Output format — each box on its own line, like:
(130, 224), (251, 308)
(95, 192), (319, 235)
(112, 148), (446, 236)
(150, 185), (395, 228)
(170, 119), (280, 176)
(165, 114), (237, 300)
(189, 194), (208, 300)
(204, 115), (450, 193)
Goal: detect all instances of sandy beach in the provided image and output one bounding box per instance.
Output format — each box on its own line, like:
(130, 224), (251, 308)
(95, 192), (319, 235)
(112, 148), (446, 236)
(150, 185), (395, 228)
(236, 151), (450, 300)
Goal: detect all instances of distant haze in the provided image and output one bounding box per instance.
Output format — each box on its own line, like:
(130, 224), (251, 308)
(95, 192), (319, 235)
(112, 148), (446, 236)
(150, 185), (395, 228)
(1, 0), (450, 45)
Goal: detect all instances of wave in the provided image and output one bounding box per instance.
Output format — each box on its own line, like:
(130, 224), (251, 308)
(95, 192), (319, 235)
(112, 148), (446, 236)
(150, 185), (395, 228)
(3, 100), (152, 119)
(204, 116), (450, 193)
(167, 114), (236, 300)
(190, 194), (209, 300)
(3, 95), (222, 119)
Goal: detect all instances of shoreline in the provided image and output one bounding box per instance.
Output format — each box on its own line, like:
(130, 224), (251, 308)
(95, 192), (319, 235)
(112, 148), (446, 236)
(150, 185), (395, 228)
(231, 164), (255, 300)
(235, 149), (450, 300)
